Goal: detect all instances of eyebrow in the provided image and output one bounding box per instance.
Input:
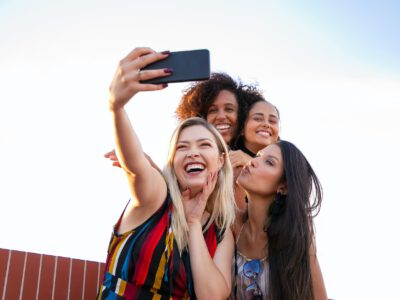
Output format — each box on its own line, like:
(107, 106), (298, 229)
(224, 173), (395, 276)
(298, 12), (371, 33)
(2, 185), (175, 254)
(257, 152), (280, 161)
(267, 155), (279, 161)
(251, 112), (278, 118)
(177, 138), (214, 144)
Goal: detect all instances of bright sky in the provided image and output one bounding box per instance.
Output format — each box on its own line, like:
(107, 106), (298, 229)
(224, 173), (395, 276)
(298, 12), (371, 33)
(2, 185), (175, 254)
(1, 1), (399, 299)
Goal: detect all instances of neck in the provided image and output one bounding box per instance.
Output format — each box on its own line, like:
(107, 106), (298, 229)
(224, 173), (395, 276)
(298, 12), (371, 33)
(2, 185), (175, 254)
(243, 141), (259, 157)
(246, 192), (274, 234)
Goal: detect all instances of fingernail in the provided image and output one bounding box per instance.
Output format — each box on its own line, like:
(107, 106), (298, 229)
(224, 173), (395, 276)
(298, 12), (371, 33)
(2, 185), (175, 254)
(161, 50), (170, 55)
(164, 68), (173, 74)
(162, 83), (168, 88)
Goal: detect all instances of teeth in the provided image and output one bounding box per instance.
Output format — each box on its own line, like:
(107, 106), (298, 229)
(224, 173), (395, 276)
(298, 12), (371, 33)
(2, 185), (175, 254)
(185, 163), (205, 172)
(215, 124), (230, 130)
(257, 131), (271, 137)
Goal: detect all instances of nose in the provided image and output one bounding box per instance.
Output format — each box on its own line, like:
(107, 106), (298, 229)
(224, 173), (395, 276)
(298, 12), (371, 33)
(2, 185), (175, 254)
(186, 149), (200, 158)
(215, 109), (226, 120)
(261, 119), (270, 128)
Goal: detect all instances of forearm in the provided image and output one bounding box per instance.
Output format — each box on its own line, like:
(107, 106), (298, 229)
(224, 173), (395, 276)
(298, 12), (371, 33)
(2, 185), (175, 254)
(188, 222), (230, 300)
(111, 107), (147, 174)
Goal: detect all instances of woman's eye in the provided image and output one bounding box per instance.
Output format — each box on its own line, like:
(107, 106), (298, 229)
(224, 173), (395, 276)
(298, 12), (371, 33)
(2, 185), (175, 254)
(265, 159), (273, 166)
(200, 143), (211, 148)
(254, 117), (263, 122)
(208, 108), (217, 114)
(176, 145), (186, 150)
(269, 119), (278, 124)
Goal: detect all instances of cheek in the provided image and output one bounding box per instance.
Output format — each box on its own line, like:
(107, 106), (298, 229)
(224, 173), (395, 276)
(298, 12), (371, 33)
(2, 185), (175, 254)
(172, 154), (182, 172)
(244, 122), (256, 138)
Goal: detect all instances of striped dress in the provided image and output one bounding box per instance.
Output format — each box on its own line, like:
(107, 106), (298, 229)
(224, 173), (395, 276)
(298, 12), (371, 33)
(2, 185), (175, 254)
(97, 194), (224, 300)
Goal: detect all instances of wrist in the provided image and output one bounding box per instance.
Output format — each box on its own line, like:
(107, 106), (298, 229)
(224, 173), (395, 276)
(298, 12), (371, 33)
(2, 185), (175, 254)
(188, 220), (202, 231)
(109, 99), (124, 113)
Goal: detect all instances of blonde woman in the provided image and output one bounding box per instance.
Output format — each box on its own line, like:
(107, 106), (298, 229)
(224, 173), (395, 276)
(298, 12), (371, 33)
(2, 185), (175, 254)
(97, 47), (235, 300)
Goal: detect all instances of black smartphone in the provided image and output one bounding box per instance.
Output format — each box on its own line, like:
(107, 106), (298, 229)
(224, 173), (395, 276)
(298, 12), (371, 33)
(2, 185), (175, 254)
(140, 49), (210, 84)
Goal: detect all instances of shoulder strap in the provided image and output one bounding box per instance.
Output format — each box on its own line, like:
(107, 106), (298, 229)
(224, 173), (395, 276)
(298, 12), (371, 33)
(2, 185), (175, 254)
(114, 200), (130, 234)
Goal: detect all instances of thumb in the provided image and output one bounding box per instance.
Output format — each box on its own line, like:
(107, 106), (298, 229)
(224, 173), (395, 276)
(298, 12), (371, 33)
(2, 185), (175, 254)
(182, 187), (191, 201)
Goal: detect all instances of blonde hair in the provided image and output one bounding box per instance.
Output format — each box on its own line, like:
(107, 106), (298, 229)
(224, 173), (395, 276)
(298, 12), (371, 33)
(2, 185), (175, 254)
(163, 117), (236, 253)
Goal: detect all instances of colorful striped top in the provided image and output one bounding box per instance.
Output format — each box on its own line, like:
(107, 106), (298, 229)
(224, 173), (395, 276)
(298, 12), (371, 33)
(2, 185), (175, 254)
(97, 194), (225, 300)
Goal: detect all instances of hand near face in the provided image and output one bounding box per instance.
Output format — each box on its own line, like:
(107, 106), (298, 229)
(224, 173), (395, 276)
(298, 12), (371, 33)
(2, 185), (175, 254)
(108, 47), (171, 111)
(182, 172), (218, 225)
(229, 149), (252, 178)
(229, 150), (252, 169)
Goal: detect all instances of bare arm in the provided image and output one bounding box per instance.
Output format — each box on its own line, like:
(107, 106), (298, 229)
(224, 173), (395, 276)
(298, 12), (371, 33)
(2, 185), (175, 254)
(108, 47), (171, 209)
(310, 243), (328, 300)
(189, 224), (234, 300)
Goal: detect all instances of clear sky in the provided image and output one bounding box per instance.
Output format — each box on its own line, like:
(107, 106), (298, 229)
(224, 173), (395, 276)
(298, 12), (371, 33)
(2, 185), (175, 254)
(1, 1), (400, 299)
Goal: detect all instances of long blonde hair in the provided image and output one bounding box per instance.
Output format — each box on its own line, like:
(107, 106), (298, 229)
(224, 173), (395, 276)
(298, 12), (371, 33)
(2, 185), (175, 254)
(163, 117), (236, 252)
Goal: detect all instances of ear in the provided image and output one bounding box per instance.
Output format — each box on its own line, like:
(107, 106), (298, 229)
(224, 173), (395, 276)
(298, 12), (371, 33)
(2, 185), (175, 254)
(277, 182), (287, 195)
(218, 153), (225, 170)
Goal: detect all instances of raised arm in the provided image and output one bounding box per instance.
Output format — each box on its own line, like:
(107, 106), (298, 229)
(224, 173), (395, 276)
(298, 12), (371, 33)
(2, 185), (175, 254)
(108, 47), (171, 209)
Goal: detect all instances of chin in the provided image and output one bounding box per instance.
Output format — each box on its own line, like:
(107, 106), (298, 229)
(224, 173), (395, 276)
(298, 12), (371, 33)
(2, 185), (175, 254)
(187, 180), (206, 191)
(178, 177), (206, 191)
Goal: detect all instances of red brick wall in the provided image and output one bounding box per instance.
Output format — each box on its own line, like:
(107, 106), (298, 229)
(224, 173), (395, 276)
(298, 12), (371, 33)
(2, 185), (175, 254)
(0, 248), (105, 300)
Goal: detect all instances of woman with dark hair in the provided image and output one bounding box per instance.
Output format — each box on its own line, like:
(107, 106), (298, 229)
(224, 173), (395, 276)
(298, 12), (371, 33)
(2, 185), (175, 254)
(105, 75), (282, 211)
(104, 72), (249, 165)
(230, 141), (327, 300)
(175, 72), (247, 148)
(229, 94), (281, 210)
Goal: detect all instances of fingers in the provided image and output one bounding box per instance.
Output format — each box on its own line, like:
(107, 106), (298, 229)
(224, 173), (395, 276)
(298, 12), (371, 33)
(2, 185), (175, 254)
(182, 187), (191, 201)
(201, 171), (218, 200)
(229, 150), (251, 169)
(112, 162), (122, 168)
(116, 49), (171, 92)
(123, 47), (155, 62)
(104, 149), (116, 158)
(138, 68), (172, 82)
(123, 48), (169, 71)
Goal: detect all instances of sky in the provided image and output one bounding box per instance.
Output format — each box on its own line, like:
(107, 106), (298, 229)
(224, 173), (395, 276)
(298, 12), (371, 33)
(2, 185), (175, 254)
(1, 0), (400, 299)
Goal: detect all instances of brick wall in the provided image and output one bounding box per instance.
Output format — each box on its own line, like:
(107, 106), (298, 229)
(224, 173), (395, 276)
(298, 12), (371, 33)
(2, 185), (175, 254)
(0, 248), (105, 300)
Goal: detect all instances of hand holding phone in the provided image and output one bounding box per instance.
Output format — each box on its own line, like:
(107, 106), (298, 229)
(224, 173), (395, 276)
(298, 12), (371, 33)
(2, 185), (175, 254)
(140, 49), (210, 84)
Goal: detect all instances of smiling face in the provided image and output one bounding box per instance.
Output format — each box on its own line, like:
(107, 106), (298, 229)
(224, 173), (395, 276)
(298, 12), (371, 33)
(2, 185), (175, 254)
(243, 101), (279, 154)
(173, 125), (224, 195)
(206, 90), (239, 144)
(237, 144), (285, 197)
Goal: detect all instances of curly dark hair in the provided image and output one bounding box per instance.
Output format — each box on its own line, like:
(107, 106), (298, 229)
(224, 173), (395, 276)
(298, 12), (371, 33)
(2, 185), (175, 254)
(175, 72), (262, 148)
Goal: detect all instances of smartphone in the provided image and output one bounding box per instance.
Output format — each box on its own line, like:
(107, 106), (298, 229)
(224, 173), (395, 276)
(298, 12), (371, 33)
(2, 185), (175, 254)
(140, 49), (210, 84)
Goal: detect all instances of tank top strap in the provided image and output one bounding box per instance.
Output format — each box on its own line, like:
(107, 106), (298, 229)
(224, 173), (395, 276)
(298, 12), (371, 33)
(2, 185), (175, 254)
(113, 200), (131, 234)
